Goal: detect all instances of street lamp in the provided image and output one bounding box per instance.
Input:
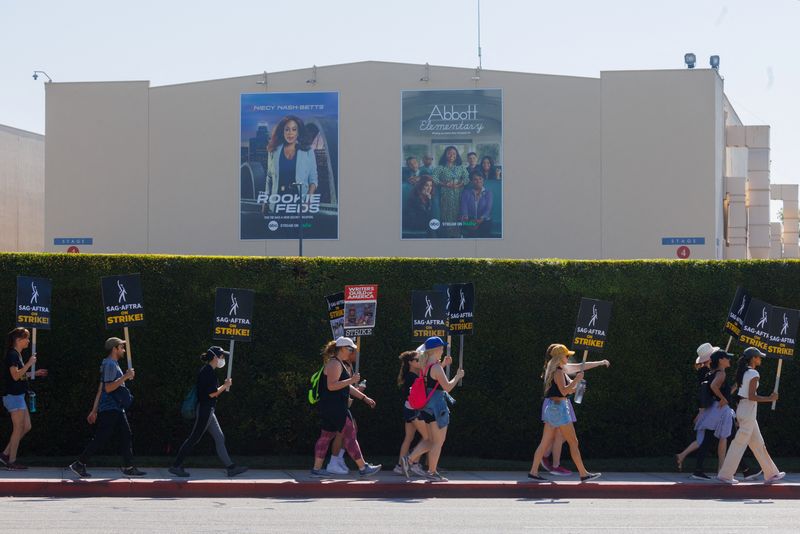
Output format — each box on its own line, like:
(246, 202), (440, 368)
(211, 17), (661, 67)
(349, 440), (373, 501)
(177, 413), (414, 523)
(32, 71), (53, 82)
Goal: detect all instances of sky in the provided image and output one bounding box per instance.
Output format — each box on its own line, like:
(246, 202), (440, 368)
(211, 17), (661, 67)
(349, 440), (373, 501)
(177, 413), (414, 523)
(2, 0), (799, 188)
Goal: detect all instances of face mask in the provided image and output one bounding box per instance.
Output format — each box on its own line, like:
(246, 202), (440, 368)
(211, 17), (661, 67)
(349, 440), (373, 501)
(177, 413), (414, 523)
(217, 358), (226, 369)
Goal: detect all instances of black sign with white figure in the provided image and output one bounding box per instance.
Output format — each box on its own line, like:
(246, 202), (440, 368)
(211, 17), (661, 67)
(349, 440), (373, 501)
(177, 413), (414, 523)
(724, 287), (751, 339)
(16, 276), (52, 330)
(412, 290), (448, 340)
(101, 274), (145, 328)
(738, 297), (772, 353)
(446, 282), (474, 335)
(213, 288), (255, 342)
(325, 292), (345, 340)
(766, 305), (799, 359)
(572, 298), (613, 352)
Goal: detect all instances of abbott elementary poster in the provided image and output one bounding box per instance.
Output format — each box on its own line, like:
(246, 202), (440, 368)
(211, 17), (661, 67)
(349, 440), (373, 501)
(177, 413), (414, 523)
(240, 92), (339, 239)
(401, 89), (503, 239)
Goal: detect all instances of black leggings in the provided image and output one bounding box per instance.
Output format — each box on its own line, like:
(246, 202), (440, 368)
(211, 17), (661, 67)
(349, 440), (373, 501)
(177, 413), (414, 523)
(173, 404), (232, 468)
(79, 410), (134, 467)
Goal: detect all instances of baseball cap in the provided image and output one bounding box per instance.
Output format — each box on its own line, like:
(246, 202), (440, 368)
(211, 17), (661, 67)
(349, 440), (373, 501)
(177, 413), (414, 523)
(695, 342), (719, 364)
(424, 336), (446, 350)
(335, 336), (357, 349)
(105, 337), (126, 351)
(548, 344), (575, 359)
(205, 346), (230, 361)
(743, 346), (766, 359)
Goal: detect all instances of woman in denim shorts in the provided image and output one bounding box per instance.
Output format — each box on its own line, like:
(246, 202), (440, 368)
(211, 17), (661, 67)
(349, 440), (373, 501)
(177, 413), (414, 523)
(393, 349), (434, 475)
(528, 344), (601, 482)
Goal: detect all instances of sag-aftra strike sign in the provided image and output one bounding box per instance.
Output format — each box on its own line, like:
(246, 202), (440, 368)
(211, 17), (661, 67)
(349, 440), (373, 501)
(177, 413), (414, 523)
(16, 276), (52, 329)
(572, 298), (613, 352)
(213, 288), (255, 342)
(101, 274), (145, 328)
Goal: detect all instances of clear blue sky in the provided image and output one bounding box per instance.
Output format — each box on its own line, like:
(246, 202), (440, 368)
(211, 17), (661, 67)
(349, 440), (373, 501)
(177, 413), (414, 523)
(2, 0), (799, 188)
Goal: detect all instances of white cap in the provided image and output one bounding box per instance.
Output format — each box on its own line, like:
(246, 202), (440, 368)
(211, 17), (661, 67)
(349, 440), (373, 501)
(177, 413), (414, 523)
(416, 344), (425, 353)
(335, 336), (357, 349)
(695, 342), (719, 364)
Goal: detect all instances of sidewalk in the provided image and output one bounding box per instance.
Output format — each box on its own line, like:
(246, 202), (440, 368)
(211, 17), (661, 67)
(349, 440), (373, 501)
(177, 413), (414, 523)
(0, 468), (798, 499)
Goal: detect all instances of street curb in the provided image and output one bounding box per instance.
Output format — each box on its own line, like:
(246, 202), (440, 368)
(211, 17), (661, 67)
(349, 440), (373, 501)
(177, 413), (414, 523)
(1, 479), (798, 499)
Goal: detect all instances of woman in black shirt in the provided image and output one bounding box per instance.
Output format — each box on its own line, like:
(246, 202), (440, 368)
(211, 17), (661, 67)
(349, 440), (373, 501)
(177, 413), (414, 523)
(393, 349), (432, 475)
(169, 346), (247, 478)
(2, 328), (47, 470)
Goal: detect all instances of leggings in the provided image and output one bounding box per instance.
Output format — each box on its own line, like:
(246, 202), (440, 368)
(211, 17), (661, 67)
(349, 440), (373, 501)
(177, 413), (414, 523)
(173, 404), (232, 468)
(79, 410), (134, 466)
(314, 416), (363, 461)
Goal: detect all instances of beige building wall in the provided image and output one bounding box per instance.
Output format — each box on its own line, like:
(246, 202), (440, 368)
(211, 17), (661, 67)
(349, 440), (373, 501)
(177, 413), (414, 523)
(0, 124), (44, 252)
(45, 62), (726, 259)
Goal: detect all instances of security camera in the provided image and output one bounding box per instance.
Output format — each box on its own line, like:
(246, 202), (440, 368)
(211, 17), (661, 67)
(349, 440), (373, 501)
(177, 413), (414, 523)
(32, 72), (38, 80)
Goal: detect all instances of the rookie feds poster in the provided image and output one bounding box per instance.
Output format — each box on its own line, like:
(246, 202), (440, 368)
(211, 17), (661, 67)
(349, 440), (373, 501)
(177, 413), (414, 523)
(240, 92), (339, 240)
(401, 89), (503, 239)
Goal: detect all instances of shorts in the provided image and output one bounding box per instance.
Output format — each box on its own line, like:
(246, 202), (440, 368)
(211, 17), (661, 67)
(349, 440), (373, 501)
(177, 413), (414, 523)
(3, 394), (27, 413)
(403, 405), (420, 423)
(541, 398), (577, 423)
(542, 399), (573, 428)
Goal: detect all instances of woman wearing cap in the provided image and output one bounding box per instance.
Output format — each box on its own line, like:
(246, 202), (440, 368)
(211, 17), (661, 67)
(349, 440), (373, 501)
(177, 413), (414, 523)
(393, 349), (433, 475)
(168, 346), (247, 478)
(311, 337), (381, 477)
(528, 344), (600, 482)
(689, 350), (736, 480)
(401, 337), (463, 482)
(717, 347), (784, 484)
(675, 342), (716, 471)
(2, 328), (48, 470)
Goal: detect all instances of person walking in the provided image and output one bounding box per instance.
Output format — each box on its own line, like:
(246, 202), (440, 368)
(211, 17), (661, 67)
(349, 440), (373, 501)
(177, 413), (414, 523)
(717, 347), (785, 484)
(690, 350), (735, 480)
(675, 342), (716, 471)
(400, 336), (463, 482)
(393, 349), (432, 475)
(69, 337), (145, 478)
(2, 328), (48, 470)
(528, 344), (601, 482)
(169, 346), (248, 478)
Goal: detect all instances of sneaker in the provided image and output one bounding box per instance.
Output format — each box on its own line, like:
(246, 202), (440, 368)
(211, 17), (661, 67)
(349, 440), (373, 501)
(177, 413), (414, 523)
(359, 463), (382, 477)
(6, 462), (28, 471)
(168, 466), (190, 478)
(541, 455), (553, 473)
(309, 468), (331, 478)
(527, 473), (547, 482)
(580, 472), (602, 482)
(551, 465), (572, 476)
(716, 475), (739, 484)
(0, 453), (9, 467)
(69, 461), (91, 478)
(393, 464), (405, 475)
(765, 472), (786, 484)
(399, 455), (411, 478)
(690, 472), (712, 480)
(122, 467), (146, 477)
(742, 467), (763, 481)
(227, 465), (248, 478)
(425, 471), (448, 482)
(410, 463), (428, 477)
(326, 457), (349, 475)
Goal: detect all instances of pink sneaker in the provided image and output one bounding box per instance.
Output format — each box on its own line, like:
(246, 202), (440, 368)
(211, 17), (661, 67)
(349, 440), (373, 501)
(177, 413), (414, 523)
(551, 465), (572, 476)
(541, 456), (553, 473)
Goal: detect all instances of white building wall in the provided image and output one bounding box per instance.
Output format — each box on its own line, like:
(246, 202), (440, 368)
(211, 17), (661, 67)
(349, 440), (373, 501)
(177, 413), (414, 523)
(0, 124), (44, 252)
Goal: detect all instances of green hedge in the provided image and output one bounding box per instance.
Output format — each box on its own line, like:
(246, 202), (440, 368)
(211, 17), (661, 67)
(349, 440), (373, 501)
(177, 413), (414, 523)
(1, 253), (799, 463)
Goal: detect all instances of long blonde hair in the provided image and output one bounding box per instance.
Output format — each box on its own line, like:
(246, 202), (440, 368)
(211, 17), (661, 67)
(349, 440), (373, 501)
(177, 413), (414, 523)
(321, 341), (337, 363)
(417, 348), (441, 373)
(542, 344), (565, 395)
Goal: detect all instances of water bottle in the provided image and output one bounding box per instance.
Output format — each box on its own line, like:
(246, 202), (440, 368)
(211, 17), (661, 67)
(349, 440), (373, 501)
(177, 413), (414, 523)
(574, 380), (587, 404)
(27, 392), (37, 413)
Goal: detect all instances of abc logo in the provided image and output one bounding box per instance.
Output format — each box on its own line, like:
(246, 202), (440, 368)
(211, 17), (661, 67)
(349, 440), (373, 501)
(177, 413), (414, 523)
(267, 221), (279, 231)
(428, 219), (441, 230)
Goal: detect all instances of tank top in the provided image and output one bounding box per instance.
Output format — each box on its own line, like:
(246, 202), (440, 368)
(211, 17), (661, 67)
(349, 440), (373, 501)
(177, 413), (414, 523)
(425, 364), (440, 391)
(319, 358), (351, 407)
(545, 367), (565, 398)
(713, 369), (732, 404)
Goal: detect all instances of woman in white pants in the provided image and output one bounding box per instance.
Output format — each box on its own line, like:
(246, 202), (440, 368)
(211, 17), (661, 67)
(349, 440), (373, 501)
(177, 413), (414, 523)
(716, 347), (784, 484)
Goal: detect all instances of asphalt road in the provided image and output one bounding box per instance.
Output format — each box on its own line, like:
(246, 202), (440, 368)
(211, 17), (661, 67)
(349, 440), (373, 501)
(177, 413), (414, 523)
(1, 497), (797, 533)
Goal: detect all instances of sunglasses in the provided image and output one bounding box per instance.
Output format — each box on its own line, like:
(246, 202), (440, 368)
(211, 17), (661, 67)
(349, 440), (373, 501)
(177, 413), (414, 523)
(344, 347), (356, 353)
(411, 357), (419, 362)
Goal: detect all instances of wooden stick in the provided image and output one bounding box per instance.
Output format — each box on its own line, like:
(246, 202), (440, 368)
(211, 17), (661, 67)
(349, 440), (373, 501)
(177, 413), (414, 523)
(355, 336), (361, 374)
(771, 358), (783, 411)
(725, 336), (732, 352)
(580, 349), (589, 370)
(458, 334), (464, 387)
(227, 339), (235, 388)
(30, 328), (37, 380)
(123, 326), (133, 370)
(446, 334), (452, 378)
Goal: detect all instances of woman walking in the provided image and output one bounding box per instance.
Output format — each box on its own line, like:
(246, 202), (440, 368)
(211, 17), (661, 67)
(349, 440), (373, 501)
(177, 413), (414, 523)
(2, 328), (47, 470)
(675, 342), (715, 471)
(393, 349), (432, 475)
(311, 337), (381, 477)
(717, 347), (784, 484)
(400, 336), (463, 481)
(169, 346), (247, 478)
(528, 344), (601, 482)
(690, 350), (735, 480)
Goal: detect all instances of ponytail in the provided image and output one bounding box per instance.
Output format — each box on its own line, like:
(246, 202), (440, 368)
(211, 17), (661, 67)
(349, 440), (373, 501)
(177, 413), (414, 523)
(397, 351), (418, 387)
(734, 355), (751, 390)
(321, 341), (337, 363)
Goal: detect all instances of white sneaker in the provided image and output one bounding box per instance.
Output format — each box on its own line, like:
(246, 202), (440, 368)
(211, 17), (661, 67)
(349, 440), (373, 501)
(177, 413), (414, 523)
(393, 464), (405, 475)
(765, 472), (786, 484)
(410, 463), (427, 477)
(716, 475), (739, 485)
(325, 457), (349, 475)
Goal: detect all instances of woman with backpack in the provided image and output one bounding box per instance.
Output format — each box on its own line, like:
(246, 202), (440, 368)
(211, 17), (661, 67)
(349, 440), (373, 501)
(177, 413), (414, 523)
(168, 346), (248, 478)
(400, 336), (463, 481)
(675, 342), (715, 471)
(717, 347), (784, 484)
(311, 337), (381, 477)
(392, 349), (433, 475)
(528, 343), (601, 482)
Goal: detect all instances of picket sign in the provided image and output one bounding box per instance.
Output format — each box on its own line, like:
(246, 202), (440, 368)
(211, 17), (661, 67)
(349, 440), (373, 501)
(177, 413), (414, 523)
(123, 326), (133, 369)
(772, 359), (782, 411)
(227, 340), (236, 388)
(30, 328), (38, 379)
(458, 334), (465, 387)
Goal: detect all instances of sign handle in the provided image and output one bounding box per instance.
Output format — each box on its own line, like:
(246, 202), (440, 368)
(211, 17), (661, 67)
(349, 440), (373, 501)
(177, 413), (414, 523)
(227, 339), (235, 387)
(123, 326), (133, 370)
(724, 336), (732, 352)
(445, 334), (452, 378)
(355, 336), (361, 374)
(30, 328), (37, 380)
(458, 334), (464, 387)
(580, 350), (589, 369)
(771, 359), (783, 411)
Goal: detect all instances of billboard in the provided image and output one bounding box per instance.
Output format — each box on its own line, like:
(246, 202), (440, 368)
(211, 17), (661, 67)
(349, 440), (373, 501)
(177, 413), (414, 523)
(401, 89), (503, 239)
(240, 92), (339, 240)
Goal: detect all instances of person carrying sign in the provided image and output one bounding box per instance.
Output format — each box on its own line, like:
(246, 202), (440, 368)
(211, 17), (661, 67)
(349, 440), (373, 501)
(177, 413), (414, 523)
(311, 337), (381, 478)
(169, 346), (248, 478)
(2, 328), (48, 470)
(393, 349), (433, 475)
(717, 347), (785, 484)
(528, 344), (601, 482)
(69, 337), (144, 478)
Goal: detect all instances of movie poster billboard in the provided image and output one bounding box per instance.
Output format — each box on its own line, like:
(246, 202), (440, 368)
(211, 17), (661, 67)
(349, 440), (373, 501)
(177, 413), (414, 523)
(240, 92), (339, 240)
(401, 89), (502, 239)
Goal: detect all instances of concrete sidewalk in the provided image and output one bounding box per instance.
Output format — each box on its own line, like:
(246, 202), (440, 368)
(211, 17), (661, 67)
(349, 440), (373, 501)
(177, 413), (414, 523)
(0, 468), (797, 499)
